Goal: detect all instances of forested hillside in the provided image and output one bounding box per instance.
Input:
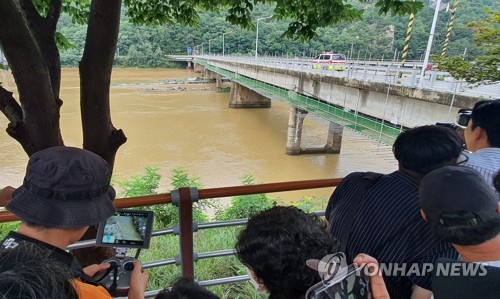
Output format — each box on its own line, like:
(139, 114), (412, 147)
(58, 0), (496, 67)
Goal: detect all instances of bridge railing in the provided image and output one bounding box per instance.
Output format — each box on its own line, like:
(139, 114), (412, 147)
(194, 55), (465, 94)
(0, 178), (343, 297)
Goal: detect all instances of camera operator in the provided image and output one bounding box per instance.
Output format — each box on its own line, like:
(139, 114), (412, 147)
(456, 100), (500, 190)
(1, 146), (148, 299)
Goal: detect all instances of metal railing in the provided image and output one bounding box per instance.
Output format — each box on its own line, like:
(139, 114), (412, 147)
(190, 55), (500, 99)
(0, 178), (342, 297)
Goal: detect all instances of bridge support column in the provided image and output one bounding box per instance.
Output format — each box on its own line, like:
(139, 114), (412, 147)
(215, 74), (222, 90)
(286, 109), (344, 155)
(203, 69), (213, 79)
(229, 82), (271, 108)
(324, 122), (343, 153)
(286, 107), (308, 155)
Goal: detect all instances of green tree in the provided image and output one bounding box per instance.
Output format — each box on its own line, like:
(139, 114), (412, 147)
(437, 10), (499, 84)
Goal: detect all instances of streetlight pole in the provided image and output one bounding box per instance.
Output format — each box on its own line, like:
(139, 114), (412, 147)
(419, 0), (442, 87)
(222, 31), (231, 57)
(255, 16), (272, 60)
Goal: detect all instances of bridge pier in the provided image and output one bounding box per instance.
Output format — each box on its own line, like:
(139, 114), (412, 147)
(286, 107), (343, 155)
(286, 107), (308, 155)
(215, 74), (222, 90)
(323, 122), (343, 154)
(229, 81), (271, 108)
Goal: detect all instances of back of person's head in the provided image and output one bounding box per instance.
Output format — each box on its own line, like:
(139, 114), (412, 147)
(420, 166), (500, 246)
(393, 125), (462, 175)
(6, 146), (116, 229)
(236, 206), (337, 299)
(471, 100), (500, 147)
(0, 242), (77, 299)
(155, 278), (219, 299)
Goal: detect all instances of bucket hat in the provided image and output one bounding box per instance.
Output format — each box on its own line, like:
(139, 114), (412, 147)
(7, 146), (116, 228)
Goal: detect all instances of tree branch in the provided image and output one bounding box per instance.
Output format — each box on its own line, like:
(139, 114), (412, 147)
(48, 0), (63, 29)
(0, 86), (22, 123)
(0, 85), (36, 155)
(0, 0), (63, 153)
(18, 0), (43, 30)
(20, 0), (62, 100)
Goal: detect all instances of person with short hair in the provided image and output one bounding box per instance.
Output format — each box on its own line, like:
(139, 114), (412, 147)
(1, 146), (148, 299)
(236, 206), (338, 299)
(325, 125), (463, 299)
(461, 100), (500, 189)
(0, 242), (77, 299)
(155, 278), (219, 299)
(419, 165), (500, 298)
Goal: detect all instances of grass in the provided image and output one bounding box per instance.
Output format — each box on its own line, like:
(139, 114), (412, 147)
(138, 226), (266, 298)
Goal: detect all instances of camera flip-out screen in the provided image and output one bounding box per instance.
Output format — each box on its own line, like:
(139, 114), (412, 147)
(96, 209), (154, 249)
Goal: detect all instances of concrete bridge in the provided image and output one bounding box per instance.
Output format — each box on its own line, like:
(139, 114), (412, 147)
(168, 55), (498, 155)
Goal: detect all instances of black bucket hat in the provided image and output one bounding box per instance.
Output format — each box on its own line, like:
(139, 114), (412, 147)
(7, 146), (116, 228)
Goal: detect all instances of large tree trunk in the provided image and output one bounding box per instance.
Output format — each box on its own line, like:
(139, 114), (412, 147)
(0, 0), (63, 155)
(73, 0), (127, 267)
(79, 0), (127, 168)
(0, 0), (127, 267)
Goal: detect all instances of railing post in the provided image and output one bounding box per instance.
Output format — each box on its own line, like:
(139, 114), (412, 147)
(172, 187), (199, 282)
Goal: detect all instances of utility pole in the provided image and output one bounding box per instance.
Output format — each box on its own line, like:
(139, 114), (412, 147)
(222, 31), (231, 57)
(255, 16), (272, 60)
(419, 0), (442, 87)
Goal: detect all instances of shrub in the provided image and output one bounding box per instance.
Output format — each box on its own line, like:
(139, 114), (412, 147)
(215, 174), (278, 221)
(115, 166), (208, 229)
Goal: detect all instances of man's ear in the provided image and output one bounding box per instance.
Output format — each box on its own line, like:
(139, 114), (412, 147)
(475, 126), (487, 139)
(420, 209), (428, 221)
(496, 203), (500, 215)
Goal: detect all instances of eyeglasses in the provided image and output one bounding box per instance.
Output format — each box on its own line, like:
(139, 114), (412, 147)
(456, 109), (472, 128)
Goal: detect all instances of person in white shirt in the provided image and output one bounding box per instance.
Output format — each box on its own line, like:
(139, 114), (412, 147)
(460, 100), (500, 191)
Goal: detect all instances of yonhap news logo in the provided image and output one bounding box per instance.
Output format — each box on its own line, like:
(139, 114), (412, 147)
(306, 252), (349, 284)
(366, 261), (488, 277)
(308, 252), (489, 282)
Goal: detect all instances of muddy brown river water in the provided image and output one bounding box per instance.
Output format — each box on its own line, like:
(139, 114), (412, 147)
(0, 68), (397, 204)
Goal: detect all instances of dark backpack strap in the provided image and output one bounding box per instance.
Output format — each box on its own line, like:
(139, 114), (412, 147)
(69, 257), (101, 286)
(338, 172), (383, 253)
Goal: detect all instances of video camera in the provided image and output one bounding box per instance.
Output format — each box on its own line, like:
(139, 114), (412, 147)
(94, 209), (154, 297)
(436, 108), (472, 130)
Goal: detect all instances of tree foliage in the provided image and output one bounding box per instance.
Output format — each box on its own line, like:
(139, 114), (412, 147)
(215, 174), (278, 220)
(437, 10), (500, 84)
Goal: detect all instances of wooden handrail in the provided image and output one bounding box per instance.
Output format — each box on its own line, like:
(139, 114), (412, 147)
(0, 178), (342, 223)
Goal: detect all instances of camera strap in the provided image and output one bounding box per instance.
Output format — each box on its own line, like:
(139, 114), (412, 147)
(338, 172), (383, 253)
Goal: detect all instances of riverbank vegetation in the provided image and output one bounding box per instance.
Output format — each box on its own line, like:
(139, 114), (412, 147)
(119, 166), (328, 297)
